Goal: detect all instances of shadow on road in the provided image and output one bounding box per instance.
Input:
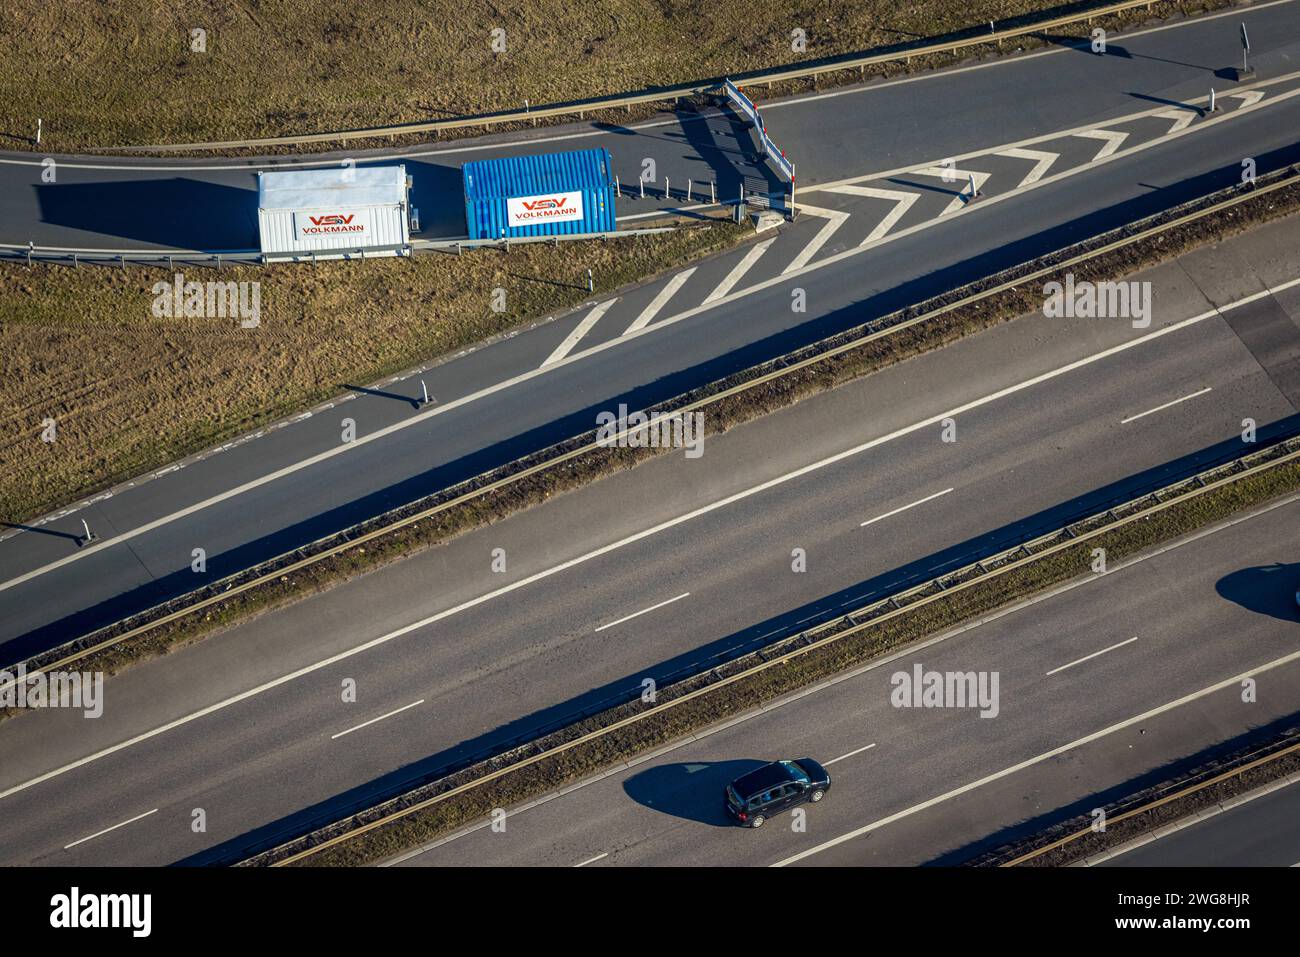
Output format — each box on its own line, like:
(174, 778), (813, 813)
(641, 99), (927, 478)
(1216, 562), (1300, 623)
(622, 759), (766, 826)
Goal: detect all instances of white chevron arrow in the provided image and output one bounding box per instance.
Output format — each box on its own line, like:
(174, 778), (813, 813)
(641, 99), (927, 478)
(784, 205), (850, 273)
(705, 237), (776, 302)
(1075, 128), (1129, 161)
(822, 184), (920, 243)
(1228, 90), (1266, 108)
(1154, 108), (1197, 134)
(911, 166), (992, 215)
(996, 147), (1060, 187)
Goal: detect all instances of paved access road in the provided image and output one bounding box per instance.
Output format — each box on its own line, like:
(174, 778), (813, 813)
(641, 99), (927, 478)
(1, 209), (1297, 865)
(5, 2), (1300, 660)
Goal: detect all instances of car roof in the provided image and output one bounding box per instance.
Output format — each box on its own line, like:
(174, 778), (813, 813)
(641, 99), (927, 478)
(732, 761), (796, 796)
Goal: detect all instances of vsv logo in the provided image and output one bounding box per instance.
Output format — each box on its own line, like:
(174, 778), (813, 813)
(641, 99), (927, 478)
(520, 198), (567, 211)
(308, 214), (355, 226)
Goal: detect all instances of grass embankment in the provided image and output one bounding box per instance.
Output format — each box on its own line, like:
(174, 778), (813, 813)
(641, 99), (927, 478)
(278, 448), (1300, 866)
(16, 174), (1300, 705)
(0, 223), (744, 525)
(0, 1), (1225, 151)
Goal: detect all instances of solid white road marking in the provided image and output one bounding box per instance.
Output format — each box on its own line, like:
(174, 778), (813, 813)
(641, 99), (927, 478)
(5, 80), (1296, 596)
(772, 647), (1300, 866)
(624, 268), (697, 334)
(64, 808), (158, 850)
(860, 488), (954, 527)
(1045, 636), (1139, 676)
(1120, 386), (1212, 424)
(706, 238), (776, 302)
(911, 167), (991, 215)
(330, 699), (425, 740)
(543, 299), (618, 367)
(594, 592), (691, 633)
(0, 282), (1295, 794)
(575, 852), (609, 867)
(1154, 108), (1197, 134)
(995, 147), (1059, 187)
(825, 743), (877, 766)
(1075, 128), (1129, 160)
(822, 185), (919, 243)
(783, 205), (850, 273)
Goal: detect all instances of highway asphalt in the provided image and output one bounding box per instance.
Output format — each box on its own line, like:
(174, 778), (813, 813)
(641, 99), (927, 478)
(1098, 777), (1300, 867)
(5, 1), (1300, 658)
(391, 492), (1300, 867)
(0, 212), (1296, 865)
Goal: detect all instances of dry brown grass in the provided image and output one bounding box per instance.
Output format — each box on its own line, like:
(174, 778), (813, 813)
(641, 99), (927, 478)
(0, 223), (744, 523)
(0, 1), (1217, 150)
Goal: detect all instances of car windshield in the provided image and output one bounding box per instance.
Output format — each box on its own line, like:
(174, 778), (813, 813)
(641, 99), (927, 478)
(780, 760), (810, 784)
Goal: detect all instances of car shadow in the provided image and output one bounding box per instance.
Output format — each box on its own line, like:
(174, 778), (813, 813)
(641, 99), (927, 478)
(1215, 562), (1300, 623)
(622, 759), (767, 826)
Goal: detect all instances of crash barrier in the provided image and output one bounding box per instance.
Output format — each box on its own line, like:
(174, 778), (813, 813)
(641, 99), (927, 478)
(247, 434), (1300, 866)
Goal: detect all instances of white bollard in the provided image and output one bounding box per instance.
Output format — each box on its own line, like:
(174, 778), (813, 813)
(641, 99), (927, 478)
(687, 178), (692, 202)
(421, 379), (430, 405)
(1209, 87), (1218, 112)
(35, 118), (41, 145)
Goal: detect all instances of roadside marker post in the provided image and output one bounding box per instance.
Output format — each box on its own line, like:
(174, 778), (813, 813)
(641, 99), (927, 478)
(35, 118), (41, 146)
(587, 268), (594, 292)
(1209, 87), (1218, 113)
(79, 519), (96, 547)
(1236, 23), (1256, 80)
(420, 379), (430, 406)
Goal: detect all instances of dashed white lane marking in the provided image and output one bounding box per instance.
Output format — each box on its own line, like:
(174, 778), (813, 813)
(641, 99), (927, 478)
(995, 147), (1059, 186)
(706, 238), (776, 302)
(783, 205), (850, 273)
(821, 185), (919, 243)
(594, 592), (691, 633)
(860, 488), (954, 527)
(64, 808), (158, 850)
(543, 299), (618, 367)
(1120, 386), (1212, 424)
(1045, 636), (1139, 676)
(1075, 128), (1129, 160)
(1154, 108), (1197, 134)
(575, 852), (609, 867)
(825, 743), (877, 766)
(624, 268), (696, 334)
(331, 699), (425, 740)
(772, 647), (1300, 866)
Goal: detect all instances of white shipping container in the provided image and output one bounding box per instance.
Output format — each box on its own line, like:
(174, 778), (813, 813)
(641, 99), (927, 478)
(257, 165), (411, 262)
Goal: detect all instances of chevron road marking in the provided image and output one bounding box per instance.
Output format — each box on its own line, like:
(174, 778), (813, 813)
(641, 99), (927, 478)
(542, 299), (619, 367)
(623, 268), (697, 334)
(1075, 128), (1129, 160)
(911, 167), (992, 215)
(705, 237), (777, 302)
(995, 147), (1060, 187)
(783, 205), (850, 273)
(1229, 90), (1267, 108)
(1154, 108), (1198, 134)
(822, 184), (920, 243)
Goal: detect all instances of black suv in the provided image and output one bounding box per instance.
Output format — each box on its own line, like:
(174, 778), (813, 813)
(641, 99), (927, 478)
(723, 758), (831, 828)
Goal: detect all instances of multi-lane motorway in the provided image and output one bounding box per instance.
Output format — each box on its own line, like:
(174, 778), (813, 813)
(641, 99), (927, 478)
(1, 204), (1297, 865)
(4, 1), (1300, 663)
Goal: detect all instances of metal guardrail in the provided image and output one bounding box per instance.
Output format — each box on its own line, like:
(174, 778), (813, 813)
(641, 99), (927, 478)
(100, 0), (1166, 153)
(0, 226), (682, 269)
(11, 165), (1297, 690)
(252, 435), (1300, 866)
(992, 732), (1300, 866)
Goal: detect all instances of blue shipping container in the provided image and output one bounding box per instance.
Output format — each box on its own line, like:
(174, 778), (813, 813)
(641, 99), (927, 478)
(463, 148), (617, 240)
